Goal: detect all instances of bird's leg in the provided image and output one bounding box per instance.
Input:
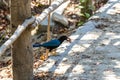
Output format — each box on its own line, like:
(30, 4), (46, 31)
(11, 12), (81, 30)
(45, 49), (49, 59)
(40, 49), (49, 61)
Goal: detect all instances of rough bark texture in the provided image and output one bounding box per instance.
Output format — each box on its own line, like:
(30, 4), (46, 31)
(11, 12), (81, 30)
(11, 0), (33, 80)
(0, 0), (66, 56)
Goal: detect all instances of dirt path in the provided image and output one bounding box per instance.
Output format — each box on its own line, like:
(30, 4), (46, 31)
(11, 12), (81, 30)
(34, 0), (120, 80)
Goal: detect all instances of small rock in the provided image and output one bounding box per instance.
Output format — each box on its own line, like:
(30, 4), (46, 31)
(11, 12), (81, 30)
(71, 14), (77, 19)
(52, 12), (69, 26)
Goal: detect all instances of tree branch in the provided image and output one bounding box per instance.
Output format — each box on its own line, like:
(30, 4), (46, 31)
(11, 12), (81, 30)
(32, 0), (67, 27)
(0, 0), (68, 56)
(0, 16), (35, 56)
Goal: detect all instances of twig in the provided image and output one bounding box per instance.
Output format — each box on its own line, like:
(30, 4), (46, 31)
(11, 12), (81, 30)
(0, 0), (68, 56)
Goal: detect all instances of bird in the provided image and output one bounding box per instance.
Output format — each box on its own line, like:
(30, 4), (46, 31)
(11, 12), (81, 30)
(33, 35), (71, 60)
(33, 35), (71, 52)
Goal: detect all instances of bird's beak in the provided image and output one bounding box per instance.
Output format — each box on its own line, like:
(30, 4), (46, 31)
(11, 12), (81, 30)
(67, 38), (71, 43)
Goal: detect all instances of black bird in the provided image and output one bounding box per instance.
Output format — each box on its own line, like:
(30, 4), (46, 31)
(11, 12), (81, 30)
(33, 35), (71, 52)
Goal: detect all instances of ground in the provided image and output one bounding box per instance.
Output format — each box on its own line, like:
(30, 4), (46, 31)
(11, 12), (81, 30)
(33, 0), (120, 80)
(0, 0), (115, 80)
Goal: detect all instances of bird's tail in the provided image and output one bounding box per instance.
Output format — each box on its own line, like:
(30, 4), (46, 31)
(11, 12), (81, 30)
(33, 43), (42, 47)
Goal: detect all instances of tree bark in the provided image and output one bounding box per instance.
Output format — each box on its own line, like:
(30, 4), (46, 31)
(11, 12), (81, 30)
(0, 0), (67, 55)
(11, 0), (33, 80)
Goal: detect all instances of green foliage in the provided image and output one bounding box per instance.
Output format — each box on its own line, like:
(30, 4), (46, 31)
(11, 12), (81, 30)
(77, 21), (84, 26)
(85, 12), (91, 18)
(0, 34), (5, 43)
(78, 0), (95, 26)
(80, 0), (87, 3)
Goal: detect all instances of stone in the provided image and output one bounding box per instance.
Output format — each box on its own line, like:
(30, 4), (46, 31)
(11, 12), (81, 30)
(40, 0), (70, 28)
(52, 12), (69, 26)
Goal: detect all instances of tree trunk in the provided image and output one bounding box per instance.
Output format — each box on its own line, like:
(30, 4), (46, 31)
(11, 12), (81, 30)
(11, 0), (33, 80)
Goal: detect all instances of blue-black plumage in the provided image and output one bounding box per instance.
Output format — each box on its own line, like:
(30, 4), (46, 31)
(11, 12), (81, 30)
(33, 35), (71, 51)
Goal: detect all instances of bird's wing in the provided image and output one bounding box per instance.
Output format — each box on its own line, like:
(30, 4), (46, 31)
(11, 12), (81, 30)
(42, 39), (60, 47)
